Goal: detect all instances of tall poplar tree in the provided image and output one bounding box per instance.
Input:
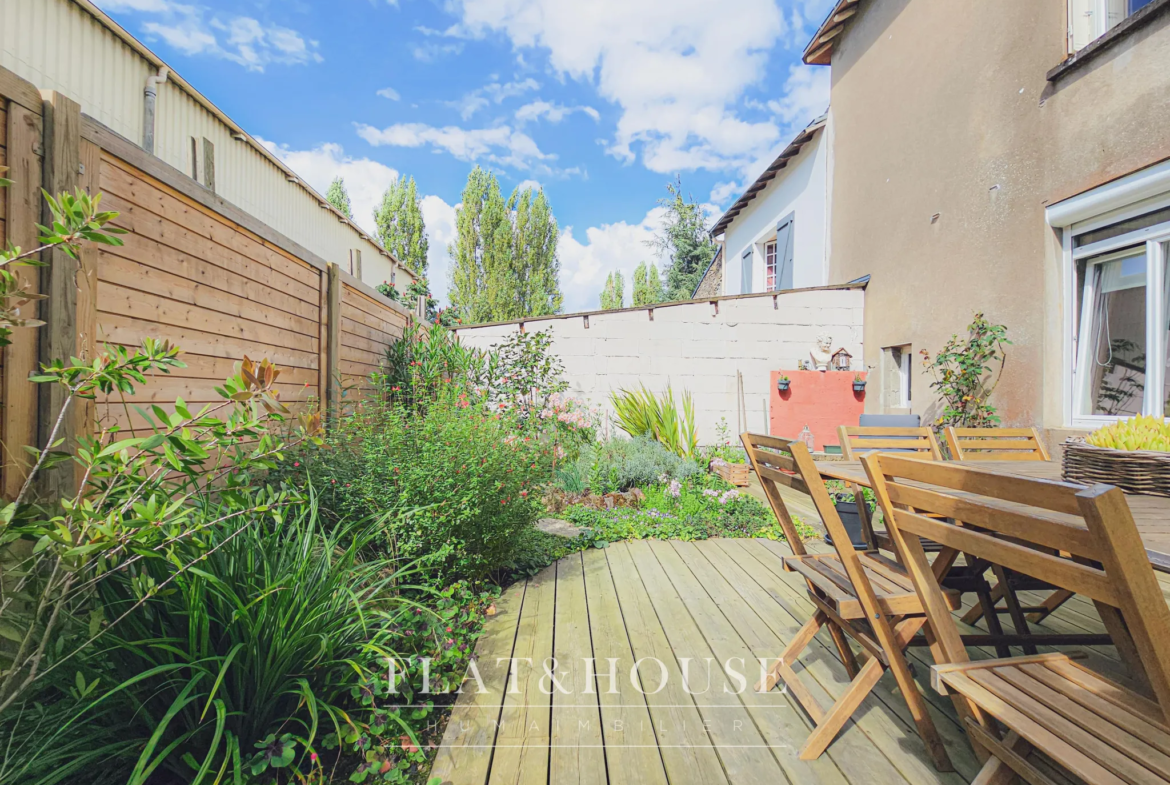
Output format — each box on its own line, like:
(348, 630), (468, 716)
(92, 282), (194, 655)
(325, 177), (352, 219)
(375, 175), (429, 276)
(631, 262), (665, 306)
(448, 167), (563, 324)
(600, 271), (625, 309)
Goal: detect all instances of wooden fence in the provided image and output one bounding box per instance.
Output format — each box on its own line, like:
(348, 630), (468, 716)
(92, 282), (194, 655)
(0, 66), (415, 498)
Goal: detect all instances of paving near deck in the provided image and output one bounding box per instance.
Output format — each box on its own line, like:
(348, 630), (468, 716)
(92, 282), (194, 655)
(429, 524), (1149, 785)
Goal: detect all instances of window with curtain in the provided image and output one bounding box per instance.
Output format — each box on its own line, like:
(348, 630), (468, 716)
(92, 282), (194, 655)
(1070, 219), (1170, 423)
(1075, 249), (1148, 416)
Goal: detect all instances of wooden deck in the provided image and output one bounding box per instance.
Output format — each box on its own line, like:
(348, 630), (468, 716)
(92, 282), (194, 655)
(430, 524), (1153, 785)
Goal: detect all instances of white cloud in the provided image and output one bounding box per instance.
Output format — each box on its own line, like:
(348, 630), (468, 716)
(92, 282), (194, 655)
(448, 78), (540, 120)
(257, 138), (399, 236)
(711, 64), (829, 206)
(515, 179), (542, 192)
(356, 122), (556, 172)
(377, 86), (401, 101)
(420, 195), (458, 304)
(100, 0), (323, 71)
(558, 207), (666, 313)
(514, 100), (600, 125)
(412, 41), (465, 62)
(448, 0), (815, 174)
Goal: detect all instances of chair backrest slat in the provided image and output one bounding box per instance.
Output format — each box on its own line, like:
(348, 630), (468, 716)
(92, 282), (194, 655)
(740, 432), (810, 555)
(839, 425), (942, 461)
(882, 482), (1098, 558)
(945, 426), (1050, 461)
(862, 452), (1170, 715)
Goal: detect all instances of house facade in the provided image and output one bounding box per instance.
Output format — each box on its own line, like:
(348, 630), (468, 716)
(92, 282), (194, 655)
(1, 0), (416, 291)
(711, 117), (829, 296)
(810, 0), (1170, 438)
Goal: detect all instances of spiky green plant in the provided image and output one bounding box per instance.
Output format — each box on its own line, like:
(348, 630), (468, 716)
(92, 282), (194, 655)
(609, 385), (698, 459)
(1, 499), (428, 785)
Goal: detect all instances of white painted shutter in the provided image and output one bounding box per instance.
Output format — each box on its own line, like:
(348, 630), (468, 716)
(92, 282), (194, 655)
(741, 248), (753, 294)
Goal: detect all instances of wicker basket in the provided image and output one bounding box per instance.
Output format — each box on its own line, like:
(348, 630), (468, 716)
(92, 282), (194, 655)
(712, 461), (750, 487)
(1062, 440), (1170, 497)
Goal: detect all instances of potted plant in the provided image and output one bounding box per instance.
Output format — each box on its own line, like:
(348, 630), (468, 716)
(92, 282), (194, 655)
(852, 374), (866, 392)
(823, 481), (873, 549)
(777, 375), (791, 392)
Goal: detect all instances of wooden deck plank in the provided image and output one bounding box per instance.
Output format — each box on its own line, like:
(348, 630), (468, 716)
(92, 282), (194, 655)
(550, 553), (607, 785)
(604, 542), (730, 785)
(658, 540), (856, 785)
(718, 539), (973, 785)
(624, 539), (792, 785)
(489, 564), (556, 785)
(697, 538), (928, 785)
(430, 578), (526, 785)
(437, 529), (1170, 785)
(580, 548), (669, 785)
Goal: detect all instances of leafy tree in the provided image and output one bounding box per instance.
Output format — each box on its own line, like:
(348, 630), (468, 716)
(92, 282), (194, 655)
(646, 176), (718, 301)
(500, 186), (562, 319)
(325, 176), (352, 219)
(647, 263), (664, 303)
(448, 168), (562, 324)
(600, 271), (625, 310)
(632, 262), (664, 306)
(374, 175), (429, 275)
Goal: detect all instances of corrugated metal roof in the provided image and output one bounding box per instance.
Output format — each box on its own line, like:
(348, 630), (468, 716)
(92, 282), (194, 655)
(2, 0), (417, 283)
(709, 116), (826, 237)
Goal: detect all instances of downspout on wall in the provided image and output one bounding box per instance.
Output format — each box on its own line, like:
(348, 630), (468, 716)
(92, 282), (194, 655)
(141, 66), (169, 154)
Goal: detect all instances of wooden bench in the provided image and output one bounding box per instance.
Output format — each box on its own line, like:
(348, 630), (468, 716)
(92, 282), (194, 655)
(741, 432), (957, 769)
(863, 453), (1170, 785)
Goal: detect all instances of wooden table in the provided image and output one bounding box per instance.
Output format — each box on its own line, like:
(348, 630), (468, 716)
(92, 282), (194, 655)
(814, 458), (1170, 573)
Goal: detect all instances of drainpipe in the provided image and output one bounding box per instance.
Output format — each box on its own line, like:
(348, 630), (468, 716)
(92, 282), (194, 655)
(142, 67), (170, 154)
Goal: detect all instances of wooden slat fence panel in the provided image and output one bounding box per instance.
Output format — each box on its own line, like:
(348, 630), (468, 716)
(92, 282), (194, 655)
(337, 273), (408, 401)
(0, 64), (418, 489)
(93, 150), (327, 435)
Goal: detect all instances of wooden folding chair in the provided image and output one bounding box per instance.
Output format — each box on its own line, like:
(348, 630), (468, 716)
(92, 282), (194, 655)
(741, 432), (956, 768)
(944, 427), (1050, 462)
(838, 425), (943, 552)
(863, 454), (1170, 785)
(943, 428), (1072, 627)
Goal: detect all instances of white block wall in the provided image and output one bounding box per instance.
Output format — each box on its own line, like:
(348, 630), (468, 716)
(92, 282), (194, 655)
(453, 286), (865, 444)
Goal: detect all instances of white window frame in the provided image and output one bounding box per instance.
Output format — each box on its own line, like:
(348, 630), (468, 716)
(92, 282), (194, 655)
(764, 240), (778, 291)
(1061, 223), (1170, 428)
(1051, 161), (1170, 428)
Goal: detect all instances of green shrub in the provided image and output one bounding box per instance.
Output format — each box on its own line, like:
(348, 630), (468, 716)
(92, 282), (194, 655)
(293, 395), (547, 581)
(571, 436), (700, 494)
(3, 501), (420, 784)
(564, 473), (818, 545)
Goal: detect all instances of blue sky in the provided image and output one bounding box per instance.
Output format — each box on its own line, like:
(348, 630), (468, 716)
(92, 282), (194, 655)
(96, 0), (833, 312)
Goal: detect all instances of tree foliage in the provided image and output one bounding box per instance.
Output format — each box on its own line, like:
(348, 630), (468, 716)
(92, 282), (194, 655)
(324, 176), (352, 219)
(600, 271), (625, 310)
(374, 175), (429, 275)
(448, 167), (562, 324)
(632, 262), (664, 306)
(646, 176), (718, 301)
